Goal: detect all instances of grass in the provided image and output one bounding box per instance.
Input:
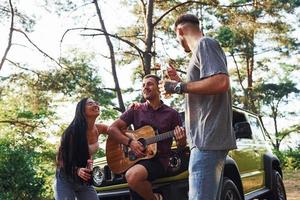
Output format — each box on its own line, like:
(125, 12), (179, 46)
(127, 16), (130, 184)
(283, 169), (300, 200)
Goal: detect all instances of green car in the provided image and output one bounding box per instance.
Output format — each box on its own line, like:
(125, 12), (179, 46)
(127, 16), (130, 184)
(92, 106), (286, 200)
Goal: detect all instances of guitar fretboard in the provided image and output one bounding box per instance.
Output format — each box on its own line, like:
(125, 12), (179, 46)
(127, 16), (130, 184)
(145, 131), (174, 145)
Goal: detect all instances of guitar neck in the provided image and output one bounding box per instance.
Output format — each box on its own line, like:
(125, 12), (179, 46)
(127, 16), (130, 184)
(146, 130), (174, 145)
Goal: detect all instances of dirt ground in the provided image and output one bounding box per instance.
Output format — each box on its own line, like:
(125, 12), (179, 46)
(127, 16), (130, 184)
(283, 169), (300, 200)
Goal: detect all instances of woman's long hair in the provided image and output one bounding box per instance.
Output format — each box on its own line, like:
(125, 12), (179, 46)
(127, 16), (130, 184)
(57, 98), (90, 178)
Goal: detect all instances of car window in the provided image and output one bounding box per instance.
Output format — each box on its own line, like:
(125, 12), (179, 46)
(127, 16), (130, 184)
(233, 110), (252, 139)
(247, 115), (265, 142)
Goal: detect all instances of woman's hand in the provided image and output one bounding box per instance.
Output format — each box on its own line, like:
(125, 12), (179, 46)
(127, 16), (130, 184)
(77, 167), (92, 182)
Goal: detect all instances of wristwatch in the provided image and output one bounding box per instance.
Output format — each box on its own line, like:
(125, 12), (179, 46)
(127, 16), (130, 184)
(174, 82), (183, 94)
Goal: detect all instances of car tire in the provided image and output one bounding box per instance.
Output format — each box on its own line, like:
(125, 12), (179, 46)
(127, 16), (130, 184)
(221, 177), (242, 200)
(266, 170), (286, 200)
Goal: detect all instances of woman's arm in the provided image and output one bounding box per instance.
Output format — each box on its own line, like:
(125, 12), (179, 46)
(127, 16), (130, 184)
(96, 123), (109, 135)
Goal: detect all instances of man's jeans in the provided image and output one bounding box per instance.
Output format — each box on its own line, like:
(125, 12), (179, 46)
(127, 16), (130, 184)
(53, 169), (98, 200)
(188, 148), (228, 200)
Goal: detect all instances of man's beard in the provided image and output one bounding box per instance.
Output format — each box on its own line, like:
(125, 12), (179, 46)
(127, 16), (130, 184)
(143, 93), (152, 100)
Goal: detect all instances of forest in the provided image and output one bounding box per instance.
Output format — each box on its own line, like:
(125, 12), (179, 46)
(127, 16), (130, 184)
(0, 0), (299, 199)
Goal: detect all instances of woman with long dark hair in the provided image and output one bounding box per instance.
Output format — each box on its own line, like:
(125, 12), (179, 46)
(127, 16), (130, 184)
(54, 98), (108, 199)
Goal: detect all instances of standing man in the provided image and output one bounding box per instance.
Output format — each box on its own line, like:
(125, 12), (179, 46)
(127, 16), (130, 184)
(159, 14), (237, 200)
(108, 74), (186, 200)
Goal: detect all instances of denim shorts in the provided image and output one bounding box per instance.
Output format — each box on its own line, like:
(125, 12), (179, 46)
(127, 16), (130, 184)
(53, 169), (98, 200)
(188, 148), (228, 200)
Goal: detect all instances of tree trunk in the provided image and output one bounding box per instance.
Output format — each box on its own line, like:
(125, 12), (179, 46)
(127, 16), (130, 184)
(0, 0), (14, 71)
(271, 105), (280, 151)
(143, 0), (155, 75)
(93, 0), (125, 113)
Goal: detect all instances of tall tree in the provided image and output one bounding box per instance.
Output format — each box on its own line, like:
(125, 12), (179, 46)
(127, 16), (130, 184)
(256, 80), (300, 150)
(56, 0), (207, 110)
(93, 0), (125, 112)
(251, 61), (300, 150)
(112, 0), (212, 77)
(213, 0), (300, 112)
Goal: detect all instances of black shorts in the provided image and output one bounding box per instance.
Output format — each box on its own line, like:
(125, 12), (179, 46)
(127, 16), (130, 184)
(136, 156), (166, 181)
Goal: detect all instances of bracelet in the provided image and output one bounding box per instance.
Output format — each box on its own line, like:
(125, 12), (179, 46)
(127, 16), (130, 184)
(127, 138), (133, 147)
(180, 82), (187, 93)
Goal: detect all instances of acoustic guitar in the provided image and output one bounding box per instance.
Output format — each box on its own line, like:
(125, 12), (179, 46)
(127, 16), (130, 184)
(106, 125), (175, 174)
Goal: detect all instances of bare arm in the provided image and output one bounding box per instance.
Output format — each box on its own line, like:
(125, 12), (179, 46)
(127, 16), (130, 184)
(96, 123), (109, 135)
(108, 119), (145, 157)
(107, 119), (130, 146)
(159, 73), (230, 95)
(184, 73), (230, 95)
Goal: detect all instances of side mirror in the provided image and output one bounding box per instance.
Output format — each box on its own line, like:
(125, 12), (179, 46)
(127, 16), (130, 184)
(234, 122), (252, 139)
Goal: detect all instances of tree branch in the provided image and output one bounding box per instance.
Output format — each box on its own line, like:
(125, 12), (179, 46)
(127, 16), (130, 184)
(13, 28), (64, 69)
(0, 120), (37, 129)
(60, 27), (144, 56)
(231, 53), (245, 91)
(0, 0), (14, 71)
(280, 124), (300, 141)
(153, 1), (254, 27)
(6, 59), (42, 76)
(153, 1), (215, 27)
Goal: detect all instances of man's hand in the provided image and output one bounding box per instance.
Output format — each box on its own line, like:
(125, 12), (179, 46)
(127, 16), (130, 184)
(167, 63), (181, 82)
(129, 139), (146, 158)
(174, 126), (186, 147)
(159, 80), (178, 95)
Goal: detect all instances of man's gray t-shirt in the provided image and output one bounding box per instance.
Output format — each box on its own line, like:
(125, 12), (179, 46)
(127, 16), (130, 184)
(185, 37), (237, 150)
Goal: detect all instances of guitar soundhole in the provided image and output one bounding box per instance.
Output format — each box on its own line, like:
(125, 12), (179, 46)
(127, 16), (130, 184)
(137, 138), (147, 149)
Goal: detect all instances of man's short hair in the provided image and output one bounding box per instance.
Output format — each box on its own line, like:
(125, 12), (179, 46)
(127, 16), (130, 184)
(143, 74), (161, 85)
(175, 14), (200, 29)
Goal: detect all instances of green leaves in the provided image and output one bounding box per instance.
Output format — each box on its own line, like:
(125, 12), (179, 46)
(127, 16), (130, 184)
(255, 81), (299, 104)
(216, 26), (238, 54)
(0, 138), (45, 199)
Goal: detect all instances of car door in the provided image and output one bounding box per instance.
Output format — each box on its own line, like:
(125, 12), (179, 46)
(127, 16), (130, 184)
(246, 114), (268, 190)
(229, 110), (265, 194)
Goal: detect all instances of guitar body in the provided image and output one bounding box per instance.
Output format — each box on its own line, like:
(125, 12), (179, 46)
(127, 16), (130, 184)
(106, 125), (157, 174)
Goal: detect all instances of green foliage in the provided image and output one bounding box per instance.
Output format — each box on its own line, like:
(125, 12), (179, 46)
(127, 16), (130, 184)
(252, 77), (300, 150)
(0, 137), (45, 199)
(255, 80), (299, 106)
(216, 26), (237, 50)
(212, 0), (300, 113)
(0, 47), (122, 198)
(1, 72), (57, 197)
(274, 146), (300, 170)
(33, 51), (118, 120)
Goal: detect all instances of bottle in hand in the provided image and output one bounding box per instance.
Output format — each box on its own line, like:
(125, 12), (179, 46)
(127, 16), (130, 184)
(86, 159), (93, 184)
